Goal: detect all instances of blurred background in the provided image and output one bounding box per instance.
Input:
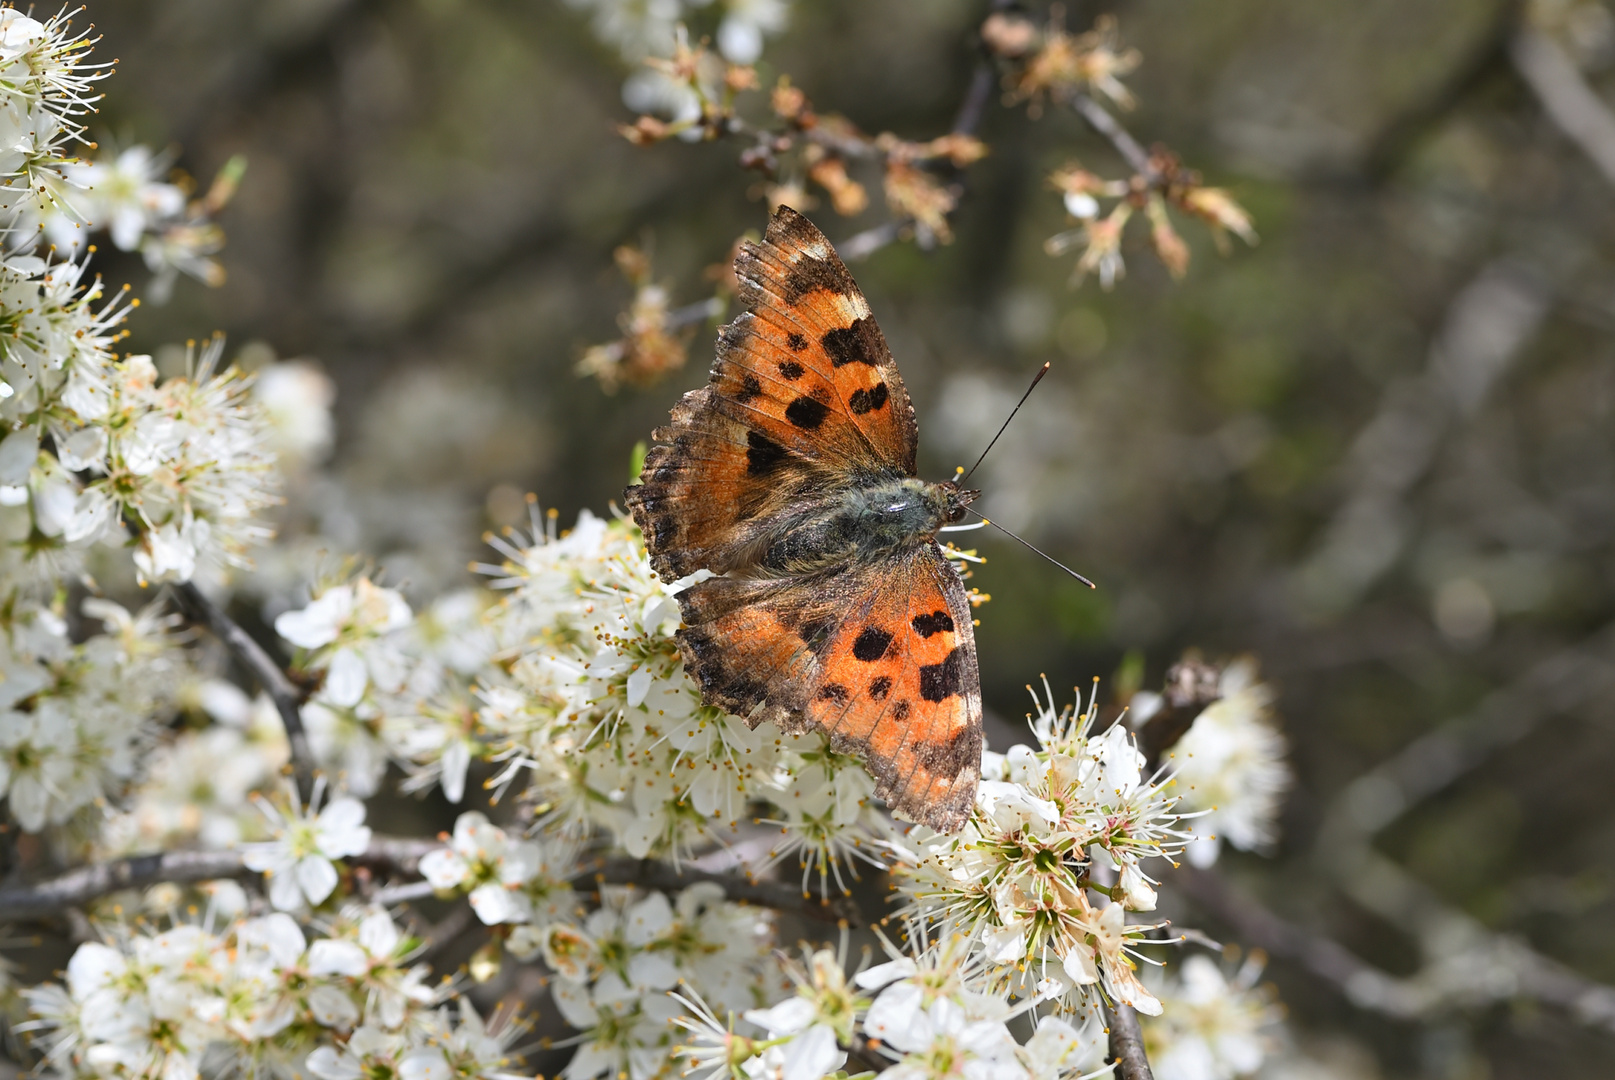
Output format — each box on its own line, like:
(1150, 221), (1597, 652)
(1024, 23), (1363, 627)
(80, 0), (1615, 1076)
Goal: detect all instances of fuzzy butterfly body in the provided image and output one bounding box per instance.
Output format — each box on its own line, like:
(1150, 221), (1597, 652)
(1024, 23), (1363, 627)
(626, 206), (982, 832)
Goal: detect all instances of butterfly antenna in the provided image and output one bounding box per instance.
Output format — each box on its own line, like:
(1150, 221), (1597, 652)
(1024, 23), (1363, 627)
(959, 361), (1051, 487)
(963, 507), (1096, 589)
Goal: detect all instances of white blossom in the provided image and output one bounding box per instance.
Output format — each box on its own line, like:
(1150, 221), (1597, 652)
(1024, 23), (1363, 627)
(241, 781), (373, 910)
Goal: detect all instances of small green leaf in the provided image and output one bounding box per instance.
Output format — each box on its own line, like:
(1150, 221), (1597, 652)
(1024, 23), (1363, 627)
(628, 439), (648, 485)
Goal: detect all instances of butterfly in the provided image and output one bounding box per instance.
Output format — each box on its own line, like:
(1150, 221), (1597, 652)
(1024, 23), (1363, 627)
(624, 206), (983, 832)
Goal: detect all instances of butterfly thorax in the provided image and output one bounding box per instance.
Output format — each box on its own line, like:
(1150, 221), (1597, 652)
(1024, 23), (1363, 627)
(759, 477), (977, 576)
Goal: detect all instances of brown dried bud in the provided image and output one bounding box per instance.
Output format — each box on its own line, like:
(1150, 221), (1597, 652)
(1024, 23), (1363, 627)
(725, 64), (759, 92)
(619, 116), (670, 145)
(1179, 186), (1258, 248)
(771, 78), (809, 122)
(1146, 196), (1189, 279)
(613, 245), (652, 286)
(884, 161), (956, 242)
(920, 133), (988, 167)
(981, 12), (1038, 58)
(808, 157), (869, 216)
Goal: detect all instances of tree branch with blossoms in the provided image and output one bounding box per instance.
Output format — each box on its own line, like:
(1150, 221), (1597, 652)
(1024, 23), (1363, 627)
(577, 3), (1257, 389)
(0, 8), (1396, 1080)
(172, 581), (318, 797)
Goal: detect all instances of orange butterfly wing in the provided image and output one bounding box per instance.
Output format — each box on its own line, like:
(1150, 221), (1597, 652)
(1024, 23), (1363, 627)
(676, 542), (981, 832)
(626, 207), (917, 581)
(802, 543), (981, 830)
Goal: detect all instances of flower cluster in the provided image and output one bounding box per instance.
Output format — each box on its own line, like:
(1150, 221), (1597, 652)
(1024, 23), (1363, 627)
(676, 936), (1104, 1080)
(37, 145), (243, 302)
(554, 884), (777, 1080)
(0, 597), (181, 833)
(1142, 955), (1280, 1080)
(894, 682), (1190, 1018)
(564, 0), (790, 66)
(419, 810), (579, 928)
(0, 7), (108, 225)
(1142, 659), (1291, 868)
(478, 509), (901, 885)
(18, 898), (464, 1080)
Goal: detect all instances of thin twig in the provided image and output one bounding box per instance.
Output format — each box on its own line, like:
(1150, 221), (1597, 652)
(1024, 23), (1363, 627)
(172, 581), (317, 796)
(1068, 92), (1156, 180)
(1103, 999), (1155, 1080)
(1174, 865), (1426, 1017)
(417, 901), (479, 964)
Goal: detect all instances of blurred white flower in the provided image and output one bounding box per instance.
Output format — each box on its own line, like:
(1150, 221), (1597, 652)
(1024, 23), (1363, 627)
(717, 0), (789, 63)
(242, 780), (373, 910)
(1169, 660), (1290, 867)
(1145, 954), (1280, 1080)
(254, 359), (336, 466)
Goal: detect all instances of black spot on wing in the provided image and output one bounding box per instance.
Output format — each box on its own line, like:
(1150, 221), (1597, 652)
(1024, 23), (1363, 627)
(734, 374), (762, 402)
(919, 647), (964, 702)
(786, 332), (808, 351)
(745, 430), (790, 477)
(797, 617), (835, 656)
(785, 396), (830, 430)
(779, 253), (856, 304)
(852, 626), (893, 662)
(816, 683), (849, 704)
(778, 360), (805, 380)
(916, 725), (981, 773)
(821, 318), (883, 368)
(892, 700), (911, 722)
(911, 611), (954, 638)
(848, 382), (889, 414)
(868, 675), (892, 701)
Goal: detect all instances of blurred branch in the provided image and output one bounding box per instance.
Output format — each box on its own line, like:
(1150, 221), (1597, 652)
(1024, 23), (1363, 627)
(1069, 92), (1157, 182)
(0, 837), (442, 922)
(1176, 865), (1426, 1018)
(0, 850), (249, 922)
(1321, 622), (1615, 838)
(1103, 1000), (1155, 1080)
(1291, 259), (1549, 611)
(171, 582), (317, 798)
(1359, 0), (1519, 181)
(1511, 25), (1615, 187)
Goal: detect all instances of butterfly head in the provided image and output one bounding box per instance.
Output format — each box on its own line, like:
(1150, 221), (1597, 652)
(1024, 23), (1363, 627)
(939, 480), (981, 525)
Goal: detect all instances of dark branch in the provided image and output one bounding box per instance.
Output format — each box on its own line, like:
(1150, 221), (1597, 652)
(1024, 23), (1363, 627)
(1103, 999), (1155, 1080)
(172, 581), (317, 796)
(0, 836), (443, 923)
(1174, 865), (1427, 1017)
(0, 850), (249, 921)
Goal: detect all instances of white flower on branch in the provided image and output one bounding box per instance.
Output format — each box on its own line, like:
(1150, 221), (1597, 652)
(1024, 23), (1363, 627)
(276, 577), (413, 708)
(241, 780), (373, 910)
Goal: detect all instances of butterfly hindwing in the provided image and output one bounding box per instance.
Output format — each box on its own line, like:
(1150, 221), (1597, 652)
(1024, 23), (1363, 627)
(674, 542), (981, 833)
(803, 542), (981, 831)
